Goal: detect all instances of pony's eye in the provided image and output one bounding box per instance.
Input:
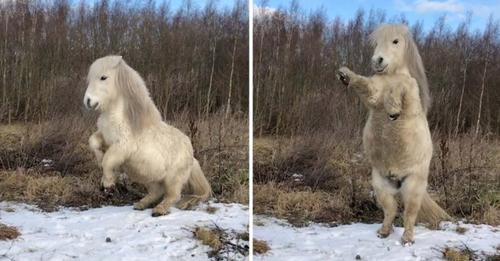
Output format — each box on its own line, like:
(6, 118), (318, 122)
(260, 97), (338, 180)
(393, 39), (399, 44)
(100, 76), (108, 81)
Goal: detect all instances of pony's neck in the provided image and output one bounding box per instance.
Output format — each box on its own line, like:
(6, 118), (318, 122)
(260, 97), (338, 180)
(101, 99), (130, 130)
(394, 65), (411, 76)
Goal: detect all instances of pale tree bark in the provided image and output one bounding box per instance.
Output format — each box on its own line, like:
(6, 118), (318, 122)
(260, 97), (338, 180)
(206, 39), (217, 118)
(454, 56), (468, 136)
(475, 44), (490, 138)
(225, 37), (237, 119)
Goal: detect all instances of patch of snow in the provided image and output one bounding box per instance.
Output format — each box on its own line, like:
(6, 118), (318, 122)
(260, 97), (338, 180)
(254, 216), (500, 261)
(0, 202), (249, 260)
(290, 173), (304, 183)
(40, 158), (54, 168)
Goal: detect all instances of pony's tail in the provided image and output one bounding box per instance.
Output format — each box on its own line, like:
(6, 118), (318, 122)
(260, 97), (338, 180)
(176, 159), (212, 210)
(417, 192), (452, 228)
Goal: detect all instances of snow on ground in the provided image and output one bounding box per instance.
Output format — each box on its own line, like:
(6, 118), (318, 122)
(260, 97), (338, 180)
(254, 216), (500, 261)
(0, 202), (249, 261)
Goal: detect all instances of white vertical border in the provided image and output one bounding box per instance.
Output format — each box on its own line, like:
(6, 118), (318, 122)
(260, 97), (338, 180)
(248, 0), (254, 259)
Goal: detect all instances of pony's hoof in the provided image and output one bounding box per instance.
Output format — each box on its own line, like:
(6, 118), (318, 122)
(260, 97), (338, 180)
(401, 238), (414, 246)
(151, 207), (169, 217)
(337, 71), (350, 86)
(133, 203), (146, 211)
(337, 67), (351, 86)
(151, 211), (169, 217)
(401, 232), (414, 246)
(388, 113), (400, 121)
(377, 227), (393, 238)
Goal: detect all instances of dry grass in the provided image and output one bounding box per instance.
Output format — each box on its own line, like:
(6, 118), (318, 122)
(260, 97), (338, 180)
(0, 112), (248, 210)
(254, 132), (500, 226)
(0, 223), (20, 241)
(194, 227), (223, 253)
(194, 226), (249, 258)
(254, 182), (352, 226)
(443, 248), (471, 261)
(253, 239), (270, 254)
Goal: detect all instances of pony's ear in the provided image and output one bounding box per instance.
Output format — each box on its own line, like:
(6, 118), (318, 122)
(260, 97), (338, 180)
(112, 56), (123, 68)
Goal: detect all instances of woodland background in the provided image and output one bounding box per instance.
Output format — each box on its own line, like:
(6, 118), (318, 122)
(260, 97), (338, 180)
(0, 0), (249, 210)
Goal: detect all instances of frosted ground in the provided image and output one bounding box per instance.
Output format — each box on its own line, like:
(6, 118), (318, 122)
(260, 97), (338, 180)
(254, 216), (499, 261)
(0, 202), (249, 260)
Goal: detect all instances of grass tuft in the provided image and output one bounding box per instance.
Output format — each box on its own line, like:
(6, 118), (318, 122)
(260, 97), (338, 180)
(253, 239), (270, 254)
(194, 227), (223, 253)
(0, 223), (20, 241)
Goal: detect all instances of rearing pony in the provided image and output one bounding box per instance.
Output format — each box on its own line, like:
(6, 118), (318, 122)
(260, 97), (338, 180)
(337, 24), (450, 245)
(84, 55), (211, 217)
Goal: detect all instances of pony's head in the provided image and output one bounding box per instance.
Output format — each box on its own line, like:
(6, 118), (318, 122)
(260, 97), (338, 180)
(369, 24), (430, 113)
(84, 55), (161, 132)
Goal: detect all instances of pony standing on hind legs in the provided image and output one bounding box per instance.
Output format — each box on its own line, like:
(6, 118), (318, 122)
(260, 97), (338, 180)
(84, 55), (211, 217)
(336, 24), (450, 245)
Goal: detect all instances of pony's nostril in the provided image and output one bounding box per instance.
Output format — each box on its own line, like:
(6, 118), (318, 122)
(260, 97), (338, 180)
(378, 57), (384, 64)
(86, 98), (91, 109)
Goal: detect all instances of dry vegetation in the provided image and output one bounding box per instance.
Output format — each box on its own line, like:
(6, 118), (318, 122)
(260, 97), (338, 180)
(0, 223), (20, 241)
(253, 239), (270, 254)
(0, 0), (248, 209)
(442, 245), (500, 261)
(193, 226), (249, 259)
(254, 4), (500, 226)
(0, 112), (248, 210)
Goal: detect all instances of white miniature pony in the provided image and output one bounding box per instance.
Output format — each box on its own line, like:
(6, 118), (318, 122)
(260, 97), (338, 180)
(337, 24), (450, 245)
(84, 55), (211, 216)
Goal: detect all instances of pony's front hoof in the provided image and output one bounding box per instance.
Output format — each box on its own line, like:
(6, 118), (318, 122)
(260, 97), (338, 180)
(388, 113), (400, 121)
(133, 203), (147, 211)
(151, 207), (169, 217)
(151, 211), (169, 217)
(377, 227), (393, 238)
(337, 71), (350, 86)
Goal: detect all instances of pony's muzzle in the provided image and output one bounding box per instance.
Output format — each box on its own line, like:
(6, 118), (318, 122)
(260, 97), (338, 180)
(371, 56), (387, 73)
(85, 97), (99, 110)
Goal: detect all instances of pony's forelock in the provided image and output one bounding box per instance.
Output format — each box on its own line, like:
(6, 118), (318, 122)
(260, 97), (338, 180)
(370, 24), (431, 114)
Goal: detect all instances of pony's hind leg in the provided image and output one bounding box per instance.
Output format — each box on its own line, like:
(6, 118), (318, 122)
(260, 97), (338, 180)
(151, 176), (186, 217)
(400, 173), (426, 245)
(372, 169), (398, 238)
(133, 182), (164, 210)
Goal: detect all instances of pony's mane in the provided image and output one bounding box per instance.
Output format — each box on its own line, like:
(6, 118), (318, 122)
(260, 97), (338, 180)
(89, 56), (162, 133)
(370, 24), (431, 114)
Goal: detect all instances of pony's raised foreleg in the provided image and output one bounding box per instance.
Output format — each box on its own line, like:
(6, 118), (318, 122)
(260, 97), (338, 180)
(400, 173), (427, 245)
(337, 66), (378, 106)
(89, 131), (105, 167)
(372, 169), (398, 238)
(101, 144), (128, 189)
